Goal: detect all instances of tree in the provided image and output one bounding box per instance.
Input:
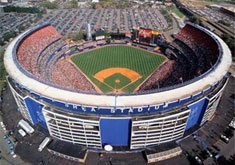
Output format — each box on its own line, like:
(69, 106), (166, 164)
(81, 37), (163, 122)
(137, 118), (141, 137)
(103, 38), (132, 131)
(67, 31), (86, 41)
(117, 28), (120, 34)
(104, 30), (111, 39)
(218, 20), (230, 27)
(189, 15), (201, 25)
(3, 6), (42, 14)
(222, 33), (230, 42)
(0, 48), (4, 62)
(41, 1), (58, 9)
(92, 3), (96, 9)
(0, 40), (4, 46)
(3, 32), (16, 42)
(70, 0), (78, 8)
(221, 33), (235, 56)
(160, 8), (168, 15)
(17, 25), (25, 33)
(0, 48), (6, 80)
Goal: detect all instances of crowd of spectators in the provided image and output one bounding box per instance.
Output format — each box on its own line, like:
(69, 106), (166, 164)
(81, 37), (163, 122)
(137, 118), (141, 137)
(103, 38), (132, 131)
(82, 42), (97, 50)
(97, 40), (106, 45)
(158, 61), (186, 87)
(51, 59), (95, 92)
(17, 26), (62, 77)
(171, 39), (198, 77)
(16, 27), (133, 93)
(139, 24), (220, 92)
(37, 39), (66, 72)
(16, 24), (220, 93)
(176, 24), (219, 74)
(17, 25), (95, 92)
(39, 43), (69, 81)
(139, 60), (176, 91)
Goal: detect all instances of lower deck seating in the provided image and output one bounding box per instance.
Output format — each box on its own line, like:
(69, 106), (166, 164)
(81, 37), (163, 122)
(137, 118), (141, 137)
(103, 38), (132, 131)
(51, 59), (95, 92)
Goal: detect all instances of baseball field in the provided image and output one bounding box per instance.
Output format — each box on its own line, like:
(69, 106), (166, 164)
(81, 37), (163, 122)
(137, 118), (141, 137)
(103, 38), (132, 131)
(71, 45), (166, 93)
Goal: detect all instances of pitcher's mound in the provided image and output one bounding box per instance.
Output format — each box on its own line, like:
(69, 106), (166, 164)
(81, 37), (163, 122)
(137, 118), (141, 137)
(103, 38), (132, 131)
(115, 79), (120, 83)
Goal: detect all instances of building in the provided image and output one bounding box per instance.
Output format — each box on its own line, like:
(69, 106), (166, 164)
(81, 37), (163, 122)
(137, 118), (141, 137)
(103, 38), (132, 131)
(95, 28), (105, 41)
(4, 23), (231, 152)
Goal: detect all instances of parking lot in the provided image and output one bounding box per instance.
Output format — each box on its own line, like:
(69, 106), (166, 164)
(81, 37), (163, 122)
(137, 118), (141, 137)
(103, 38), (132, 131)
(38, 7), (168, 35)
(0, 13), (39, 38)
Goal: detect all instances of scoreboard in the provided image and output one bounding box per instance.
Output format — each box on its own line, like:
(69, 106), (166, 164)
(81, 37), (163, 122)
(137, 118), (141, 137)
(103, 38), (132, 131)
(131, 27), (161, 46)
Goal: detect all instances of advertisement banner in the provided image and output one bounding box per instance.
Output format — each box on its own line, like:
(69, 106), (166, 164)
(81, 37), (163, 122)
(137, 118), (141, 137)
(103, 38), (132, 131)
(152, 30), (159, 35)
(139, 29), (152, 38)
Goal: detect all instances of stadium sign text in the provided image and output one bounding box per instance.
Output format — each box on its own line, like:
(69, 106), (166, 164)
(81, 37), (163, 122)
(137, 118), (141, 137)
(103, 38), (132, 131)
(69, 104), (163, 115)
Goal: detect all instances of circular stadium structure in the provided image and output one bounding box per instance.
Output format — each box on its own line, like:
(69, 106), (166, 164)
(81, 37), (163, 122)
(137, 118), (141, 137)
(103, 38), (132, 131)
(4, 22), (232, 152)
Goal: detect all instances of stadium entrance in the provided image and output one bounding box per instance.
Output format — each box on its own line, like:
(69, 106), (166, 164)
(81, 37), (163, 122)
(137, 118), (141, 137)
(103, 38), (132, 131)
(100, 118), (132, 148)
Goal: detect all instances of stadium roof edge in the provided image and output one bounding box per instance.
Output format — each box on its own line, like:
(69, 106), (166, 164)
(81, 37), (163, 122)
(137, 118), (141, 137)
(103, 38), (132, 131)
(4, 24), (232, 107)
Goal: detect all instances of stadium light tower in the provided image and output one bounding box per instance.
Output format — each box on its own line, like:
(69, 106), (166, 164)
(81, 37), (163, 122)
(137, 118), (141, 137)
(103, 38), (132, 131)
(87, 22), (92, 41)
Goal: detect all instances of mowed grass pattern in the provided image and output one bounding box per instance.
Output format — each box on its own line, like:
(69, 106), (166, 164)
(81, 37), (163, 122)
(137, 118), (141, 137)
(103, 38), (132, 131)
(71, 46), (166, 93)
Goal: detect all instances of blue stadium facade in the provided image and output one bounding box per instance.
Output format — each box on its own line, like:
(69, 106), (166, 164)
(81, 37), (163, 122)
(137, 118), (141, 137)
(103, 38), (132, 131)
(4, 23), (232, 151)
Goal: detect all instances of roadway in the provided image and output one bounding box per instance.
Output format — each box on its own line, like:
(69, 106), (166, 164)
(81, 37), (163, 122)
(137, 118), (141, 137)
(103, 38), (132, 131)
(163, 15), (180, 42)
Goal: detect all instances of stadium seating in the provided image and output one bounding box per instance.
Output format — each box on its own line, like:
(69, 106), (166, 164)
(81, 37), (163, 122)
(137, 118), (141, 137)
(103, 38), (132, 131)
(51, 59), (95, 92)
(175, 24), (219, 74)
(16, 24), (220, 93)
(171, 39), (198, 77)
(139, 24), (220, 92)
(37, 39), (67, 80)
(37, 39), (65, 71)
(17, 26), (62, 77)
(17, 25), (95, 92)
(139, 61), (175, 91)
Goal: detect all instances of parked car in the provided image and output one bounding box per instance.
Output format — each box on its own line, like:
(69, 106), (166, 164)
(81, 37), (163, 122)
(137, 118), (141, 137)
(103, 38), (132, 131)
(224, 128), (233, 138)
(215, 154), (221, 160)
(229, 120), (235, 130)
(195, 156), (203, 164)
(18, 129), (26, 137)
(206, 149), (213, 158)
(0, 122), (6, 130)
(3, 135), (8, 140)
(220, 134), (229, 143)
(12, 138), (17, 144)
(10, 151), (17, 158)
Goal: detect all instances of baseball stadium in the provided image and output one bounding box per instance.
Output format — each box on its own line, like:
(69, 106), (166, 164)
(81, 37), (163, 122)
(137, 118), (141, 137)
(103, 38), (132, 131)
(3, 22), (232, 160)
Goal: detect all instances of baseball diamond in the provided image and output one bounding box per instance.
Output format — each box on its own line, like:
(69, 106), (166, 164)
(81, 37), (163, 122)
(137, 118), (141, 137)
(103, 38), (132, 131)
(70, 45), (166, 93)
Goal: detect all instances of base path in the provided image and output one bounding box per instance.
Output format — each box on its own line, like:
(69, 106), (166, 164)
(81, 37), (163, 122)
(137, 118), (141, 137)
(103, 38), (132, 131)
(94, 67), (142, 82)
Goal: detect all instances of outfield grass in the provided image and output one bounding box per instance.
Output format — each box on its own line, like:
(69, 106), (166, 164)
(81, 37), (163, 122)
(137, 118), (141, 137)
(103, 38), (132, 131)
(71, 45), (166, 93)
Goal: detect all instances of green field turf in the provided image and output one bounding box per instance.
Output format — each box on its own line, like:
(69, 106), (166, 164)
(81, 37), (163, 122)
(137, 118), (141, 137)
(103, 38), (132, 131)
(71, 45), (166, 93)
